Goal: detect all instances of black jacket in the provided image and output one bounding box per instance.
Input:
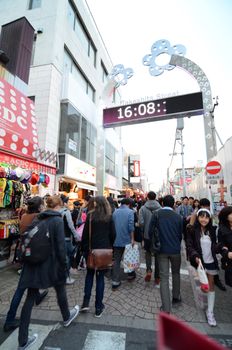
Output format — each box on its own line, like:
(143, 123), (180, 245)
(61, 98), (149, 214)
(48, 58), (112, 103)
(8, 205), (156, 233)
(19, 210), (67, 289)
(186, 224), (219, 269)
(81, 214), (116, 254)
(218, 224), (232, 266)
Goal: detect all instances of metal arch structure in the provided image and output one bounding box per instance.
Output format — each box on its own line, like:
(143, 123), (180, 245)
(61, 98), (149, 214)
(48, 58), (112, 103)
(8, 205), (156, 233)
(170, 54), (217, 160)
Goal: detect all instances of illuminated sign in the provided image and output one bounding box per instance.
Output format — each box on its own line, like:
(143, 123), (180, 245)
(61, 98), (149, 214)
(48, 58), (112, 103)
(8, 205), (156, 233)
(103, 92), (203, 128)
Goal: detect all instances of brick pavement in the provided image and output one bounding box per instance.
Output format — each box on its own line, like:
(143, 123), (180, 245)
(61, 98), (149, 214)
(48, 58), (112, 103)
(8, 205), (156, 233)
(0, 247), (232, 336)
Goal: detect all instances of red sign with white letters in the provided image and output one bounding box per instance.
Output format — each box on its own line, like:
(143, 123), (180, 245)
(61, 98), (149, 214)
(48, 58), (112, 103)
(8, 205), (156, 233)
(0, 78), (38, 159)
(206, 160), (222, 175)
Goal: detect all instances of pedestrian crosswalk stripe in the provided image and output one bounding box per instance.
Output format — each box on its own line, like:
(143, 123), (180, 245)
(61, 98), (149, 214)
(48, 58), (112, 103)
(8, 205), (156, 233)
(0, 324), (55, 350)
(83, 330), (126, 350)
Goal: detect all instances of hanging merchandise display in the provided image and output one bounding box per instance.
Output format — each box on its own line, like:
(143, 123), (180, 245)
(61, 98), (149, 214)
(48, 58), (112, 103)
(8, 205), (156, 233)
(0, 162), (51, 264)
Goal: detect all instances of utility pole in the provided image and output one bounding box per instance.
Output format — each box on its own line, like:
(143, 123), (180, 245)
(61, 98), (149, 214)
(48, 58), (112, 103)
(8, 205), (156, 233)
(176, 118), (186, 197)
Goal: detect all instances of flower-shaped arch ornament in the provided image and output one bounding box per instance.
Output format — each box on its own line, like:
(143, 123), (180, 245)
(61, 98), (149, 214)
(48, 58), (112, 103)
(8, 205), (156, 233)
(143, 40), (186, 76)
(109, 64), (134, 88)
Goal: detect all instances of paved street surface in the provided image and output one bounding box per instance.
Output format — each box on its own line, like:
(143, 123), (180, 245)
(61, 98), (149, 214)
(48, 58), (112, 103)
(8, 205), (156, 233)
(0, 246), (232, 349)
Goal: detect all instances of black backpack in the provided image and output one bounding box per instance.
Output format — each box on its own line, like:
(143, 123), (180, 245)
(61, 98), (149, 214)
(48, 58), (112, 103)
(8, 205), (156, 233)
(20, 218), (52, 264)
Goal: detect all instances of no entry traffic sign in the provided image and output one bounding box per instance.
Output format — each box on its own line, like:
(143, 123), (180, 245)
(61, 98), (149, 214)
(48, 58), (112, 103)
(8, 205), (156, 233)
(206, 161), (222, 175)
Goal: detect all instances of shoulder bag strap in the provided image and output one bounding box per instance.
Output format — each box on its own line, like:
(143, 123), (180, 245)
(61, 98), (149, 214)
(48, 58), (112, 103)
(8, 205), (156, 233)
(88, 214), (92, 251)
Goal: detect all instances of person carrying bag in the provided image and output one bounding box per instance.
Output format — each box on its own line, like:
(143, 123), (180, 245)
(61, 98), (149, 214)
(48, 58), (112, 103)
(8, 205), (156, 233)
(80, 196), (116, 318)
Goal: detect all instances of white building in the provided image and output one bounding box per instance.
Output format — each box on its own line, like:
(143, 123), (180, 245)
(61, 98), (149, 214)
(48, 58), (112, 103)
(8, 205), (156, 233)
(0, 0), (123, 200)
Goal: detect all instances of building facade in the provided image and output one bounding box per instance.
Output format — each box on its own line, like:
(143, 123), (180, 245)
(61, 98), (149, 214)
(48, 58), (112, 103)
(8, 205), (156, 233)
(0, 0), (123, 200)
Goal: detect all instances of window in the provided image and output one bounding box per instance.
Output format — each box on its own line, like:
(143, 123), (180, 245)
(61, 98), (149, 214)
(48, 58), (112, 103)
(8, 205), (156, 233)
(105, 141), (116, 176)
(63, 49), (95, 102)
(28, 0), (41, 9)
(67, 1), (97, 67)
(59, 103), (97, 166)
(101, 62), (108, 83)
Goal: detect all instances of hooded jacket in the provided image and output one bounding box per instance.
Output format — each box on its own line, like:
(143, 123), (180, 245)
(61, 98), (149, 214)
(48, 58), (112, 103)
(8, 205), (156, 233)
(139, 200), (161, 239)
(19, 210), (67, 289)
(59, 207), (80, 241)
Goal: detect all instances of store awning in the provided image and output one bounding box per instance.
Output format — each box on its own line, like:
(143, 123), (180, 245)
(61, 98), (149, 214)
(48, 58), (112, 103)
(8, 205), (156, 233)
(109, 189), (121, 195)
(77, 182), (98, 192)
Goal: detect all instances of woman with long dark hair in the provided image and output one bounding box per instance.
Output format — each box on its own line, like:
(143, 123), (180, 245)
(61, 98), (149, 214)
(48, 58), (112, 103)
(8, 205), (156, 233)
(80, 196), (116, 317)
(218, 206), (232, 287)
(186, 208), (220, 327)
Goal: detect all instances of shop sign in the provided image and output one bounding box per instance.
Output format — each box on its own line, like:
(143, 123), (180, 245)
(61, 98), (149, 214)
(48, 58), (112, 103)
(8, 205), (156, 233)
(105, 173), (117, 189)
(0, 78), (38, 159)
(65, 154), (96, 183)
(0, 152), (56, 175)
(68, 138), (77, 152)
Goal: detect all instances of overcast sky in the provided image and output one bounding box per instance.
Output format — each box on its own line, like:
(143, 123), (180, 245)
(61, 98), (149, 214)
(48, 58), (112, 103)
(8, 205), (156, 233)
(86, 0), (232, 190)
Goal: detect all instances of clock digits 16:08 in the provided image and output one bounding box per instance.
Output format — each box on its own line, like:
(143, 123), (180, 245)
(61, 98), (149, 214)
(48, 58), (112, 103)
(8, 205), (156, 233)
(117, 102), (156, 119)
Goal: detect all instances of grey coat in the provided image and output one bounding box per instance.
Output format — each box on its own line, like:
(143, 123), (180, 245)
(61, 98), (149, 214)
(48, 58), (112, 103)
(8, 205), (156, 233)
(139, 200), (161, 239)
(19, 210), (67, 289)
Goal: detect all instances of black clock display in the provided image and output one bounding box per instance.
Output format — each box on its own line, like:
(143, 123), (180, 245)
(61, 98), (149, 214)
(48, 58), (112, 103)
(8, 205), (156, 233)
(103, 92), (203, 128)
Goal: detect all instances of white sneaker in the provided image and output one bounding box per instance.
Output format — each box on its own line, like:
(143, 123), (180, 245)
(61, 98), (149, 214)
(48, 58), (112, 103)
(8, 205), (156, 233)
(206, 311), (217, 327)
(18, 333), (38, 349)
(63, 305), (80, 327)
(66, 277), (75, 285)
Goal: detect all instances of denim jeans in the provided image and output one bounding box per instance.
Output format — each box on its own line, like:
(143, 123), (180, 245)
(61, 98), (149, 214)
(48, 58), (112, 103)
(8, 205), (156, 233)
(5, 286), (25, 325)
(84, 268), (105, 310)
(18, 284), (69, 347)
(158, 253), (181, 313)
(5, 287), (43, 325)
(65, 239), (74, 272)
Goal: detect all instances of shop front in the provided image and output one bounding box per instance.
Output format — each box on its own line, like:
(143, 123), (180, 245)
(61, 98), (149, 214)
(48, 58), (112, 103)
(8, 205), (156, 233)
(0, 77), (56, 266)
(104, 173), (121, 199)
(57, 154), (97, 203)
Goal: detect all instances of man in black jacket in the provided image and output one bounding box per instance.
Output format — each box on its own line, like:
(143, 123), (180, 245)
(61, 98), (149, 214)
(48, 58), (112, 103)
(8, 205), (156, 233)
(149, 195), (183, 313)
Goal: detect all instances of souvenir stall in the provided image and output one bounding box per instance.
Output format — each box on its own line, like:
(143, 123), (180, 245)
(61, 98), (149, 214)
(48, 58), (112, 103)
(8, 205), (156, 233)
(0, 158), (55, 267)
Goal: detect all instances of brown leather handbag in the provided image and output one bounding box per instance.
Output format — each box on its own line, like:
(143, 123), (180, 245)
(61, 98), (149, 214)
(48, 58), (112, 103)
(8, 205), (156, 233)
(87, 215), (113, 270)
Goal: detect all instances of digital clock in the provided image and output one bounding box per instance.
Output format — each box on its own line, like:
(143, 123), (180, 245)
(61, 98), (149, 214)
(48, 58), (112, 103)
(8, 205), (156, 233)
(103, 92), (203, 128)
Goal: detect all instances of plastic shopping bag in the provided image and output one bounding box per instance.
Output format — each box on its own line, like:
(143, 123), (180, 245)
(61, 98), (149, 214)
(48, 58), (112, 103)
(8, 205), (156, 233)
(197, 259), (209, 293)
(123, 243), (140, 273)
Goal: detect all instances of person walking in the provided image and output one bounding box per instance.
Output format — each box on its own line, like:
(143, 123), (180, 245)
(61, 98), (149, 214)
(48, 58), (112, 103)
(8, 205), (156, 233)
(139, 191), (161, 284)
(3, 197), (48, 332)
(189, 198), (226, 291)
(176, 196), (193, 242)
(17, 195), (79, 350)
(60, 195), (81, 284)
(218, 206), (232, 287)
(71, 200), (81, 228)
(149, 195), (182, 314)
(187, 208), (220, 326)
(112, 198), (135, 290)
(80, 196), (116, 317)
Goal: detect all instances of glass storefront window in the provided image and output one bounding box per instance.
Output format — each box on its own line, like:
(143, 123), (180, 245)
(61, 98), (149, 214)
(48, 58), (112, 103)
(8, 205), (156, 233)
(59, 103), (96, 167)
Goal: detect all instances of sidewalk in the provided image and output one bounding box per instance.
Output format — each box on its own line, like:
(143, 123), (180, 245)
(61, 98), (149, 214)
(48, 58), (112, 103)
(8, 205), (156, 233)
(0, 247), (231, 337)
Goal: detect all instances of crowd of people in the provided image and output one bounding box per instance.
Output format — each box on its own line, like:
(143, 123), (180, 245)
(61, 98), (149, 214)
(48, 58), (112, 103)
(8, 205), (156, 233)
(2, 192), (232, 350)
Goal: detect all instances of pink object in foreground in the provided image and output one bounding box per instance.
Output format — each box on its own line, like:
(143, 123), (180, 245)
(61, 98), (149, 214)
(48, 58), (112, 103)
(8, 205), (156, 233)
(158, 312), (224, 350)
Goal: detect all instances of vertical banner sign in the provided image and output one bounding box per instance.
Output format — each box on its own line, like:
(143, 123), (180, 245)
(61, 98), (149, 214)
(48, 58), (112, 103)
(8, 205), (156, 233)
(134, 160), (140, 177)
(0, 78), (38, 159)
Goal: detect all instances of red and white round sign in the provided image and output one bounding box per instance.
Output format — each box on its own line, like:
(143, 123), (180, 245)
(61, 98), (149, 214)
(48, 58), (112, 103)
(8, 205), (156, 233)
(206, 160), (222, 175)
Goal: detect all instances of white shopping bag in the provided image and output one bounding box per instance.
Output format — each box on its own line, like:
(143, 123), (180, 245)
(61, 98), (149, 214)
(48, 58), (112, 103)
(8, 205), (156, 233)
(123, 244), (140, 273)
(197, 259), (209, 293)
